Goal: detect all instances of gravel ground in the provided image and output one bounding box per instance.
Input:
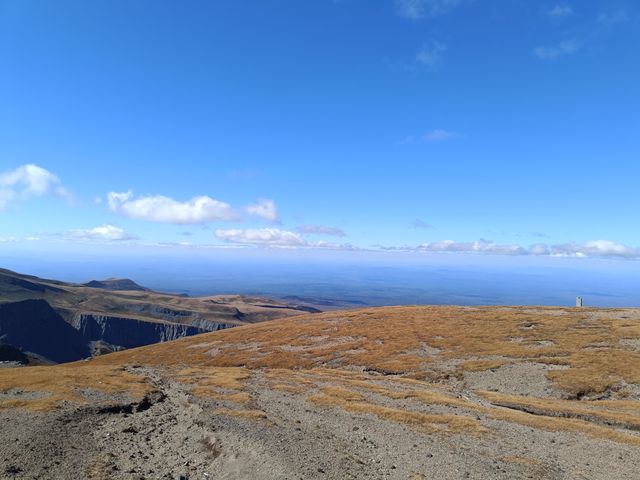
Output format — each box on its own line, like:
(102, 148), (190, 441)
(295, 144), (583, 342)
(1, 365), (639, 479)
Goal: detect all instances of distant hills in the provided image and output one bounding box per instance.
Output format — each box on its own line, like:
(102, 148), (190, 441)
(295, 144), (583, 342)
(0, 268), (319, 364)
(82, 278), (149, 291)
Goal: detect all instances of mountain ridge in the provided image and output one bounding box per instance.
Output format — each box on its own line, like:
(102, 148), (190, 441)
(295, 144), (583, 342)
(0, 268), (319, 363)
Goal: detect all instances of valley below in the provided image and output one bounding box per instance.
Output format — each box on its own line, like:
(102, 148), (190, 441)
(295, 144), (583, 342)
(2, 305), (640, 479)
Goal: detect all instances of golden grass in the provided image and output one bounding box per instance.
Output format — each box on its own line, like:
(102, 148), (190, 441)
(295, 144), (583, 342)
(483, 402), (640, 447)
(4, 305), (640, 448)
(0, 363), (150, 411)
(194, 390), (251, 404)
(172, 366), (250, 390)
(213, 407), (267, 419)
(500, 455), (540, 466)
(318, 386), (365, 402)
(460, 359), (510, 372)
(478, 391), (640, 430)
(309, 392), (485, 435)
(92, 305), (640, 400)
(170, 366), (253, 404)
(266, 367), (640, 446)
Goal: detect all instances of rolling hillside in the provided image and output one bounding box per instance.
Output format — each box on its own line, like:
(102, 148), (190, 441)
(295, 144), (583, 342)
(1, 305), (639, 478)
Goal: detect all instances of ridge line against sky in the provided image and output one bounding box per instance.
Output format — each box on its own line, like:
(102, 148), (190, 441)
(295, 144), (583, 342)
(1, 0), (638, 263)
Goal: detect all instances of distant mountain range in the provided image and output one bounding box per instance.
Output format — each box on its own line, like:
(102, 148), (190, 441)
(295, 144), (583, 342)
(0, 268), (319, 364)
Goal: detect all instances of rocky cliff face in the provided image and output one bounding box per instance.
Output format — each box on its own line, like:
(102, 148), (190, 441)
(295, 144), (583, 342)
(0, 299), (89, 363)
(70, 313), (212, 349)
(0, 300), (237, 364)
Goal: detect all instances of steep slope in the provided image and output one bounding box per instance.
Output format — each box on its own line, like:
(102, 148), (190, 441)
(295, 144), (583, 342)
(1, 305), (640, 479)
(0, 299), (88, 363)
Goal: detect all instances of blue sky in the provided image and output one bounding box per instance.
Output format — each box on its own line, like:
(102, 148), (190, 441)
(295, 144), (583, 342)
(1, 0), (639, 262)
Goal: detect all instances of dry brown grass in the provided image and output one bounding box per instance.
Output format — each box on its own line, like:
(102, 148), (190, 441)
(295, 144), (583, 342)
(212, 407), (267, 419)
(195, 391), (252, 404)
(483, 401), (640, 446)
(172, 366), (250, 390)
(5, 305), (640, 447)
(264, 366), (640, 446)
(0, 363), (150, 411)
(500, 455), (540, 466)
(460, 359), (510, 372)
(170, 366), (253, 405)
(92, 305), (640, 400)
(309, 392), (485, 435)
(478, 391), (640, 430)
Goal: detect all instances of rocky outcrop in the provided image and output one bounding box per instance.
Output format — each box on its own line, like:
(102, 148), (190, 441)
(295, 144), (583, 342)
(0, 299), (89, 363)
(187, 318), (234, 331)
(70, 313), (212, 349)
(0, 299), (237, 364)
(0, 343), (29, 364)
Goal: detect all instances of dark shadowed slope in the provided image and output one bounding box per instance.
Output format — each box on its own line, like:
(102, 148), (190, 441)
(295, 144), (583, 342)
(82, 278), (149, 291)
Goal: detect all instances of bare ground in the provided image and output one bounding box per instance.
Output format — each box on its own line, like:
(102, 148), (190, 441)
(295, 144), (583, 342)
(1, 364), (639, 480)
(3, 306), (640, 479)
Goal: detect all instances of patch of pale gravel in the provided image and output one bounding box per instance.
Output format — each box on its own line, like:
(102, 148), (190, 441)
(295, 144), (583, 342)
(277, 336), (364, 353)
(411, 342), (442, 357)
(526, 340), (556, 347)
(0, 361), (25, 369)
(619, 338), (640, 352)
(187, 341), (222, 349)
(0, 388), (51, 401)
(463, 362), (561, 398)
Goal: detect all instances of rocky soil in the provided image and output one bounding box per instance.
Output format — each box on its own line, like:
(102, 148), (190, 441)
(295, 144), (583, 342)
(2, 364), (639, 480)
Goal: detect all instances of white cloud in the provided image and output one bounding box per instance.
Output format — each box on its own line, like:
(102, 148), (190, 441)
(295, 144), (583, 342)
(382, 238), (640, 259)
(107, 191), (238, 224)
(215, 227), (360, 250)
(402, 129), (461, 144)
(535, 10), (626, 61)
(423, 129), (460, 142)
(68, 224), (136, 242)
(551, 240), (640, 259)
(411, 219), (435, 229)
(547, 4), (573, 17)
(396, 0), (462, 20)
(596, 11), (627, 30)
(246, 199), (279, 223)
(215, 228), (306, 247)
(417, 239), (528, 255)
(0, 164), (72, 209)
(297, 225), (346, 237)
(533, 39), (581, 60)
(416, 41), (447, 69)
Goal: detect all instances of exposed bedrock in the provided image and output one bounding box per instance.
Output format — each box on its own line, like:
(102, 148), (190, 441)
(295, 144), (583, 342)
(0, 299), (89, 363)
(70, 313), (213, 349)
(0, 299), (236, 364)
